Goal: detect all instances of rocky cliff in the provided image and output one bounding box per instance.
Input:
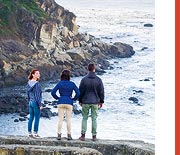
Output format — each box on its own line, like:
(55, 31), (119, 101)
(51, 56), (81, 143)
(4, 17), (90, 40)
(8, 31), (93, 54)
(0, 135), (155, 155)
(0, 0), (135, 87)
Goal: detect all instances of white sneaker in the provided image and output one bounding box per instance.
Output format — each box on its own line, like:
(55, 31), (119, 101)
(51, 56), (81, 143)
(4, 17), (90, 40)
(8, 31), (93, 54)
(28, 133), (33, 138)
(33, 134), (40, 138)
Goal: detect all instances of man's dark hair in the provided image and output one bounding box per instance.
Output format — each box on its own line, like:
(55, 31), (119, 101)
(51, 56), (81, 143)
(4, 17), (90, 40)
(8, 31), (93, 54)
(88, 63), (95, 71)
(61, 69), (70, 80)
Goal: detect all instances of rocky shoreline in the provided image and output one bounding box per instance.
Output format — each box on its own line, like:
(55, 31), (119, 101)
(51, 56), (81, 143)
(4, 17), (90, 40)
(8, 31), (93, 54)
(0, 0), (135, 88)
(0, 83), (148, 121)
(0, 93), (82, 121)
(0, 135), (155, 155)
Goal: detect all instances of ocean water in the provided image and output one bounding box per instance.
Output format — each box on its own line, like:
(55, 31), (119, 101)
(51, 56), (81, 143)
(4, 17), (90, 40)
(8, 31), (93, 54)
(0, 0), (155, 144)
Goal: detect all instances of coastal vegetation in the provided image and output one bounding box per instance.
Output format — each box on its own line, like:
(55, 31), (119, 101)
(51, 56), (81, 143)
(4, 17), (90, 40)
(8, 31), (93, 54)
(0, 0), (48, 37)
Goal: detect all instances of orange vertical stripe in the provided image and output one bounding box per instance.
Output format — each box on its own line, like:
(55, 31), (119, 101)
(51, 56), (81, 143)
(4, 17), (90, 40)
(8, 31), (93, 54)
(176, 0), (179, 154)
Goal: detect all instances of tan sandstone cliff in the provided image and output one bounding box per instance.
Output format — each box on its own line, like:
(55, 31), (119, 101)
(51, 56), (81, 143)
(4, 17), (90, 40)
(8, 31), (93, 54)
(0, 0), (135, 87)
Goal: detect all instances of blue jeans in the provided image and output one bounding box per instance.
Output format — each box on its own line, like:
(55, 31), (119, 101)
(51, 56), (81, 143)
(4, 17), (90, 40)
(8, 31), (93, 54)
(81, 104), (98, 135)
(28, 101), (41, 133)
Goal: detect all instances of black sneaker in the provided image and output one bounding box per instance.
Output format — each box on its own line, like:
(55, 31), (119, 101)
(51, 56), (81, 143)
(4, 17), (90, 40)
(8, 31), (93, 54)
(57, 133), (61, 140)
(67, 134), (72, 140)
(92, 135), (97, 141)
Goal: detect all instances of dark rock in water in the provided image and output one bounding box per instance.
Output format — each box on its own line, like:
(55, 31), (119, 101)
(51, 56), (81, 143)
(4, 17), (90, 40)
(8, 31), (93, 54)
(133, 90), (144, 93)
(0, 94), (28, 114)
(96, 68), (106, 75)
(144, 78), (150, 81)
(51, 102), (57, 106)
(44, 100), (51, 105)
(52, 112), (58, 116)
(19, 117), (26, 121)
(19, 112), (28, 117)
(141, 47), (148, 51)
(44, 89), (52, 92)
(73, 109), (82, 115)
(129, 97), (139, 103)
(41, 108), (53, 119)
(108, 42), (135, 58)
(109, 66), (114, 70)
(144, 23), (153, 27)
(42, 103), (46, 108)
(14, 119), (19, 122)
(139, 78), (151, 81)
(53, 105), (57, 108)
(73, 104), (82, 115)
(51, 101), (58, 105)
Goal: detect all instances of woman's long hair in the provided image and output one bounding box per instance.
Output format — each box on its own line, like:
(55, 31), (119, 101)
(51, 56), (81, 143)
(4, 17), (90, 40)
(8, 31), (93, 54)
(28, 69), (40, 81)
(61, 69), (70, 80)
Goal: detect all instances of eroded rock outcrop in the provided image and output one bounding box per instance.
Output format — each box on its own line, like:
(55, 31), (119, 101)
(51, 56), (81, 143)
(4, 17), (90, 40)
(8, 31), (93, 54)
(0, 0), (135, 87)
(0, 135), (155, 155)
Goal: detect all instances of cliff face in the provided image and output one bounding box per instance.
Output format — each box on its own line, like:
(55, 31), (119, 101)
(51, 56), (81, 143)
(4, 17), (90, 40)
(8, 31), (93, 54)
(0, 0), (135, 87)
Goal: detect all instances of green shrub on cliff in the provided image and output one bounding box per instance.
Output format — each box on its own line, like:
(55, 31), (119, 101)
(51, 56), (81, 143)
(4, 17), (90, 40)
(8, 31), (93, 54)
(0, 0), (48, 37)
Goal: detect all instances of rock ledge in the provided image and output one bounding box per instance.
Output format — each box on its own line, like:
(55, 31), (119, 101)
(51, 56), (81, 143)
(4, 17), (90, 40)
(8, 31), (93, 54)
(0, 135), (155, 155)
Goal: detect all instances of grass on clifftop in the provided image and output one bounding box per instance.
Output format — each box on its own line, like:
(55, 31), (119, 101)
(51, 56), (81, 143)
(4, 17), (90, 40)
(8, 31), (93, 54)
(0, 0), (48, 37)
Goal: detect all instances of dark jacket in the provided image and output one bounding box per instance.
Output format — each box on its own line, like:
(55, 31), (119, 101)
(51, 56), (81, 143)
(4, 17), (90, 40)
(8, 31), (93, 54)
(26, 80), (42, 107)
(79, 72), (104, 104)
(51, 80), (80, 105)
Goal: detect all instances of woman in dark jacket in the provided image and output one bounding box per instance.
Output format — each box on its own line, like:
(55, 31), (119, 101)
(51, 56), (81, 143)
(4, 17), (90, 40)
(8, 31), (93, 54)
(51, 69), (80, 140)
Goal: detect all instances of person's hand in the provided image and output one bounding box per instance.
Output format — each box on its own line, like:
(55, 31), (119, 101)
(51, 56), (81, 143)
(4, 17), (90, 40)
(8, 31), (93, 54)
(40, 106), (43, 110)
(79, 102), (82, 106)
(98, 103), (103, 109)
